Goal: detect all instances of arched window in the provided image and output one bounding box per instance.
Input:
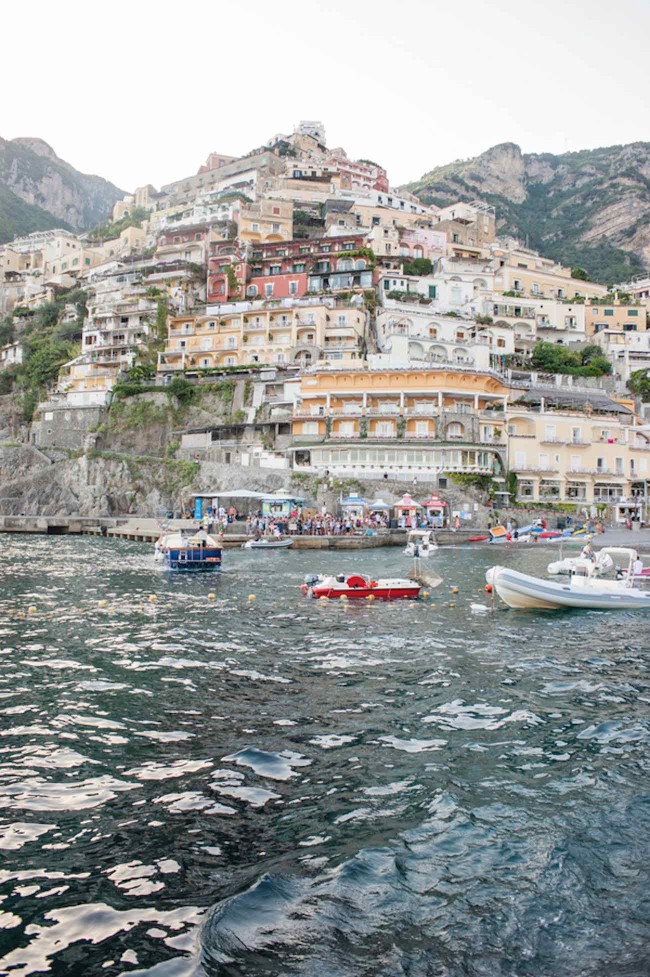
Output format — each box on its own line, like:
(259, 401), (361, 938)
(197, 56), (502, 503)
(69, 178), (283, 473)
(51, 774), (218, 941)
(337, 258), (353, 271)
(355, 259), (367, 270)
(447, 422), (465, 439)
(247, 284), (258, 297)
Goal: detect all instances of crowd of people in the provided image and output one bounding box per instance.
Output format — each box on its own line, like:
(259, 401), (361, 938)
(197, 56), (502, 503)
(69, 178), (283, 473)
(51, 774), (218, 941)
(245, 509), (391, 538)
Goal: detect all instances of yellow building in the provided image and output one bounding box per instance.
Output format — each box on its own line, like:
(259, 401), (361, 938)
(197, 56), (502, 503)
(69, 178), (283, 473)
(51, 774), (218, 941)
(158, 302), (366, 372)
(493, 246), (608, 301)
(290, 367), (509, 480)
(57, 357), (118, 406)
(506, 388), (649, 511)
(238, 199), (293, 244)
(585, 300), (647, 338)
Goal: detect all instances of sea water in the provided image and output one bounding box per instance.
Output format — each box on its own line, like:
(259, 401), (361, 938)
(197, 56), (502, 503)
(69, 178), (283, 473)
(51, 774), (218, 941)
(0, 536), (648, 976)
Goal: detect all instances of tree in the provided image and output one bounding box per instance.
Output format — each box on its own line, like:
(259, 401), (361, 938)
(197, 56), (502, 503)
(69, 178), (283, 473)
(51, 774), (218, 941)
(528, 341), (611, 377)
(628, 369), (650, 402)
(571, 267), (589, 280)
(402, 257), (433, 277)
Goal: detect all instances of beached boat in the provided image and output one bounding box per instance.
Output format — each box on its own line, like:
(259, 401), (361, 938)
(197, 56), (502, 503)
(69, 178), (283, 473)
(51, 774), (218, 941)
(242, 537), (294, 550)
(487, 548), (650, 610)
(301, 573), (420, 600)
(404, 529), (437, 558)
(154, 530), (222, 571)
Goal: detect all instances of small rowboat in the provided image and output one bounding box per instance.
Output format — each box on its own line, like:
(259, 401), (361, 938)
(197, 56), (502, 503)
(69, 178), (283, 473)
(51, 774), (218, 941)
(301, 573), (420, 600)
(242, 537), (294, 550)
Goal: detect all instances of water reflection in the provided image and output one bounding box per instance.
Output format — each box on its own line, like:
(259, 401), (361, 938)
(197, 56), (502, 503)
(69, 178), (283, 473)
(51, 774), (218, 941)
(0, 536), (648, 975)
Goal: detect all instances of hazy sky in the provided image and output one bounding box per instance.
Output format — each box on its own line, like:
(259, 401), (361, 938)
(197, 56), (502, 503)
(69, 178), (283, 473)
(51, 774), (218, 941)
(4, 0), (649, 193)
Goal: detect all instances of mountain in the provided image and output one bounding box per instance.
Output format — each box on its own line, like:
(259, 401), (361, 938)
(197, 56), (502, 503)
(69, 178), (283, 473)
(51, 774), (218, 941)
(403, 142), (650, 284)
(0, 137), (124, 244)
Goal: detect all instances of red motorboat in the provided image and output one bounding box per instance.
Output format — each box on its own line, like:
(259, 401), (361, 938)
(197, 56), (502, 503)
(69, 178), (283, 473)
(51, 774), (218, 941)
(301, 573), (420, 600)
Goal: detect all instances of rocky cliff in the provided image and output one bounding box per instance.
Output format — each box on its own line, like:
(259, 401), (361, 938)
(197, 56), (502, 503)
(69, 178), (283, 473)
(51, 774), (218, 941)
(0, 136), (124, 243)
(403, 141), (650, 283)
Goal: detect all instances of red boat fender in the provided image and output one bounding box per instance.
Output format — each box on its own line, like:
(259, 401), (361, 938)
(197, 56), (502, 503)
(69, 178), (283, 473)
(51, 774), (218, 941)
(346, 575), (367, 589)
(468, 535), (490, 543)
(369, 580), (378, 588)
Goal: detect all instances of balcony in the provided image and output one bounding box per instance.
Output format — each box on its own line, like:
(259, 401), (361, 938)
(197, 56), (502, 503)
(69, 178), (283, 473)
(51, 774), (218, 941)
(367, 405), (400, 415)
(513, 465), (560, 474)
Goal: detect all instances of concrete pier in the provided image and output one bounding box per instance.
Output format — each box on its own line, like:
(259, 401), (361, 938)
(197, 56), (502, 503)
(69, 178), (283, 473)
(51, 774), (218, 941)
(0, 514), (484, 547)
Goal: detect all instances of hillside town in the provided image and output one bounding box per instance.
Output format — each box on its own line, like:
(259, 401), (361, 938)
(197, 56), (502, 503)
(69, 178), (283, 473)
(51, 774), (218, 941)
(2, 120), (650, 522)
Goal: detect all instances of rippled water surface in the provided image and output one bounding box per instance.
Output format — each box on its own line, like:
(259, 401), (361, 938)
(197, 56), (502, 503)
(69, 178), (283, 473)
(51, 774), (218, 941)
(0, 535), (649, 976)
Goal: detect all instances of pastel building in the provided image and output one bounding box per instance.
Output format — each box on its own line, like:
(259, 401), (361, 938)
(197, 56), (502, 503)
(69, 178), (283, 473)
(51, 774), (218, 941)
(290, 367), (509, 481)
(158, 300), (366, 372)
(372, 309), (513, 370)
(506, 387), (650, 511)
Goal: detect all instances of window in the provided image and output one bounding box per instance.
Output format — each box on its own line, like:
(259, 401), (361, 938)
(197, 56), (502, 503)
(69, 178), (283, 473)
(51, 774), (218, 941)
(247, 285), (258, 297)
(452, 233), (460, 243)
(195, 233), (202, 241)
(272, 223), (280, 233)
(273, 207), (280, 215)
(225, 356), (236, 365)
(447, 422), (464, 439)
(604, 309), (614, 316)
(571, 427), (582, 443)
(252, 223), (259, 232)
(570, 454), (580, 472)
(289, 281), (298, 295)
(415, 421), (429, 436)
(532, 283), (540, 295)
(628, 309), (639, 316)
(513, 279), (521, 291)
(265, 283), (274, 297)
(616, 457), (624, 474)
(428, 285), (437, 299)
(544, 424), (556, 440)
(539, 453), (549, 469)
(226, 336), (236, 348)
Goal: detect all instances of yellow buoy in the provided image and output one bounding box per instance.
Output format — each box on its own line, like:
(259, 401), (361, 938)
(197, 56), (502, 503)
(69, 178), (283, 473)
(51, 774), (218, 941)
(340, 594), (348, 600)
(423, 591), (430, 598)
(451, 586), (459, 594)
(208, 592), (216, 600)
(319, 596), (329, 602)
(27, 605), (37, 614)
(247, 594), (256, 601)
(148, 594), (158, 603)
(98, 599), (108, 607)
(366, 594), (375, 601)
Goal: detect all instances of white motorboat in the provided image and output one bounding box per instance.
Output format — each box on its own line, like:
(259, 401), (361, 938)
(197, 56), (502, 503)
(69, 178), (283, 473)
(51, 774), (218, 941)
(547, 551), (613, 576)
(404, 529), (437, 558)
(487, 548), (650, 611)
(242, 537), (294, 550)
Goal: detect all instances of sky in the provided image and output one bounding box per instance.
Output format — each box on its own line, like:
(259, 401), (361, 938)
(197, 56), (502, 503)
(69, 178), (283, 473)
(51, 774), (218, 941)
(4, 0), (650, 193)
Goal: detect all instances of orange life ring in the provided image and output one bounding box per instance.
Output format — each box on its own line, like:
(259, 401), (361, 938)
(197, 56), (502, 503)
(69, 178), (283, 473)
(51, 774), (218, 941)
(369, 580), (378, 588)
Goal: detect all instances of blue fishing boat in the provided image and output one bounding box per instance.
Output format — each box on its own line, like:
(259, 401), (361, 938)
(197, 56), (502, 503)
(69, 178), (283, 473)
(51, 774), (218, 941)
(154, 529), (222, 571)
